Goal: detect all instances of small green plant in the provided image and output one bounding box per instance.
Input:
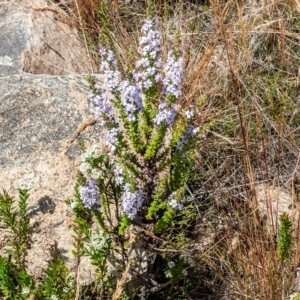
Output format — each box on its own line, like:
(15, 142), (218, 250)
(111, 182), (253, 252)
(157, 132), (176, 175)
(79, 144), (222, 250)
(278, 212), (293, 261)
(35, 257), (74, 300)
(0, 190), (76, 300)
(0, 256), (34, 300)
(0, 189), (30, 269)
(0, 189), (34, 299)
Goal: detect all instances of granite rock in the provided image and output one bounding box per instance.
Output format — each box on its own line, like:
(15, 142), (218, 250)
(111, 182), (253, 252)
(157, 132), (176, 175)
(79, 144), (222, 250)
(0, 74), (102, 280)
(0, 0), (94, 77)
(0, 0), (101, 281)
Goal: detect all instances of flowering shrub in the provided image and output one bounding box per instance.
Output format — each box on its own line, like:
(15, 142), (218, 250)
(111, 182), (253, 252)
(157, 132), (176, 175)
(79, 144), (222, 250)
(64, 16), (212, 298)
(80, 17), (211, 233)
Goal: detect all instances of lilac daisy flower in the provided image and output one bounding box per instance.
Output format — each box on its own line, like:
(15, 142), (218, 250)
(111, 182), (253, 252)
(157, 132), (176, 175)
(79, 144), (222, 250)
(99, 48), (121, 93)
(107, 128), (119, 152)
(163, 51), (184, 99)
(121, 183), (143, 219)
(89, 90), (113, 124)
(120, 81), (143, 121)
(79, 180), (100, 209)
(114, 165), (124, 186)
(154, 103), (180, 127)
(135, 18), (162, 87)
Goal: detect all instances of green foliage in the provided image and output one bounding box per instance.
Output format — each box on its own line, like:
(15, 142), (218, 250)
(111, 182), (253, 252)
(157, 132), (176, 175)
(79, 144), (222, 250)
(96, 1), (113, 47)
(67, 174), (119, 297)
(0, 189), (78, 300)
(0, 190), (33, 299)
(74, 17), (209, 262)
(146, 176), (168, 220)
(85, 229), (116, 295)
(0, 257), (33, 300)
(17, 268), (34, 295)
(119, 214), (131, 235)
(144, 125), (167, 159)
(35, 257), (74, 300)
(0, 256), (18, 299)
(278, 213), (293, 261)
(1, 7), (214, 298)
(0, 189), (30, 269)
(154, 207), (175, 233)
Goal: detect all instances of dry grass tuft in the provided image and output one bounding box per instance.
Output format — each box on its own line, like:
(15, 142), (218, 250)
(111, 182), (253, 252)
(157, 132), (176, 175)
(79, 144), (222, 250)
(112, 261), (131, 300)
(70, 0), (98, 26)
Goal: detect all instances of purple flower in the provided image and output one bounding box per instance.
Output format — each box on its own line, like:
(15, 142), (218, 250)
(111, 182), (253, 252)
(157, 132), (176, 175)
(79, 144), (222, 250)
(135, 18), (162, 87)
(168, 191), (184, 211)
(99, 48), (121, 92)
(185, 110), (194, 119)
(114, 165), (124, 185)
(107, 128), (119, 152)
(155, 73), (162, 83)
(176, 125), (201, 151)
(79, 180), (100, 209)
(121, 183), (143, 219)
(136, 58), (150, 68)
(154, 103), (180, 127)
(176, 135), (189, 151)
(141, 19), (153, 33)
(163, 51), (184, 98)
(186, 125), (200, 137)
(89, 90), (113, 124)
(89, 46), (123, 125)
(143, 79), (153, 89)
(120, 81), (143, 121)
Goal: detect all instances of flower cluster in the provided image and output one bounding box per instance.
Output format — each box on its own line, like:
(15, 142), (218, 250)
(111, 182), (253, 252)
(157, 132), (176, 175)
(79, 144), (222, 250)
(164, 261), (175, 278)
(107, 127), (119, 152)
(176, 135), (189, 151)
(86, 18), (199, 223)
(120, 81), (143, 121)
(114, 165), (124, 186)
(177, 125), (200, 151)
(79, 180), (100, 209)
(135, 18), (162, 88)
(168, 191), (184, 211)
(168, 261), (175, 268)
(89, 91), (113, 124)
(121, 184), (143, 219)
(21, 287), (31, 295)
(185, 109), (194, 119)
(186, 125), (200, 137)
(79, 145), (103, 179)
(90, 231), (107, 250)
(80, 144), (102, 161)
(89, 49), (123, 157)
(99, 48), (121, 92)
(70, 201), (78, 210)
(164, 269), (172, 278)
(163, 51), (184, 98)
(89, 48), (122, 125)
(154, 102), (180, 127)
